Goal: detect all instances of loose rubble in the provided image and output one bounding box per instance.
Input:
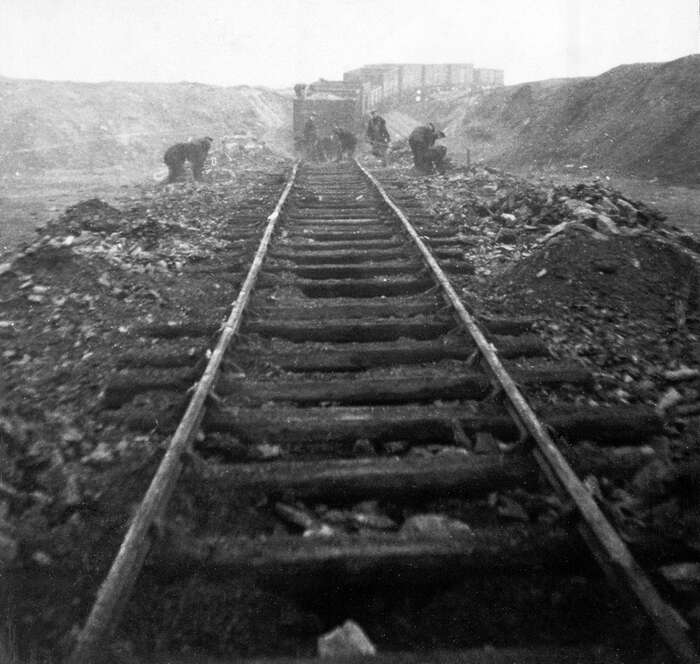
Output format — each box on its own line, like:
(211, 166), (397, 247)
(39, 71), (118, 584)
(0, 151), (291, 656)
(370, 155), (700, 620)
(1, 147), (699, 659)
(318, 620), (377, 657)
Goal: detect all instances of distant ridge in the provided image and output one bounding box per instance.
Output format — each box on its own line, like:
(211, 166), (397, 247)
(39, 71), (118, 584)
(395, 55), (699, 184)
(461, 55), (700, 183)
(0, 78), (293, 174)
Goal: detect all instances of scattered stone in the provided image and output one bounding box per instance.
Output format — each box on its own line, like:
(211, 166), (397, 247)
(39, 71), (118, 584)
(253, 443), (282, 459)
(656, 387), (683, 414)
(382, 440), (409, 455)
(664, 367), (699, 382)
(401, 513), (473, 539)
(615, 198), (638, 219)
(351, 501), (397, 531)
(61, 427), (83, 445)
(32, 550), (53, 567)
(275, 502), (334, 537)
(594, 213), (619, 235)
(0, 480), (22, 503)
(659, 563), (700, 593)
(318, 620), (376, 657)
(596, 196), (619, 215)
(436, 446), (471, 458)
(496, 495), (530, 521)
(81, 442), (114, 465)
(353, 438), (376, 457)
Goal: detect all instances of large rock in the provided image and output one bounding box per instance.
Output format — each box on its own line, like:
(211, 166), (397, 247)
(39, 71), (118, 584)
(400, 513), (472, 538)
(318, 620), (376, 657)
(563, 198), (597, 220)
(594, 212), (620, 235)
(615, 198), (639, 221)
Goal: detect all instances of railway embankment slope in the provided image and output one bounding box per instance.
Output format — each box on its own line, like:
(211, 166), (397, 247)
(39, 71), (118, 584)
(394, 55), (700, 185)
(0, 77), (293, 174)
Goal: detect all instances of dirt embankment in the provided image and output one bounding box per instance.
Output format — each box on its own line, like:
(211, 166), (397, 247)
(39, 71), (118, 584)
(0, 78), (293, 174)
(392, 55), (700, 185)
(465, 55), (700, 183)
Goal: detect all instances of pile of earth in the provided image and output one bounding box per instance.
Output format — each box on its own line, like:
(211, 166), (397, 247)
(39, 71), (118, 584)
(0, 152), (292, 659)
(1, 151), (699, 659)
(0, 77), (293, 175)
(389, 55), (700, 184)
(482, 213), (700, 586)
(462, 55), (700, 184)
(375, 160), (700, 599)
(379, 163), (700, 408)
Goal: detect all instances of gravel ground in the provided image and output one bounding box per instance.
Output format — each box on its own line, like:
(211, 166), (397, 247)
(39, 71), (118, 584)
(1, 154), (699, 661)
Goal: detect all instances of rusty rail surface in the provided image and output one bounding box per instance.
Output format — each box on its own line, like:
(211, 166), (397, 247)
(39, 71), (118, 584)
(67, 162), (300, 664)
(356, 159), (697, 664)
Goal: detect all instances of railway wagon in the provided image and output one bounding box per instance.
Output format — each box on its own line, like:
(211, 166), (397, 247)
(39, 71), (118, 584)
(294, 62), (504, 147)
(423, 63), (451, 86)
(475, 68), (504, 87)
(346, 65), (402, 109)
(292, 95), (361, 149)
(345, 63), (500, 103)
(397, 63), (423, 90)
(449, 63), (475, 86)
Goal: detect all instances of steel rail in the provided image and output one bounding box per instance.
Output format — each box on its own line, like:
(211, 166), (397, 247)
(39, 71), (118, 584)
(356, 159), (698, 664)
(67, 161), (300, 664)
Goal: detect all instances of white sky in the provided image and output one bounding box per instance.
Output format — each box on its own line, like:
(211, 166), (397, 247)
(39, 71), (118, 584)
(1, 0), (698, 87)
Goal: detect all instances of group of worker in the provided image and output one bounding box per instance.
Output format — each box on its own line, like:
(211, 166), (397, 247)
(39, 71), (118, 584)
(301, 111), (448, 173)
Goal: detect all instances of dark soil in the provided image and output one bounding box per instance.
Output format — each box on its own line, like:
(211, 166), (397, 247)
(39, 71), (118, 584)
(400, 55), (700, 185)
(0, 156), (291, 660)
(2, 154), (699, 662)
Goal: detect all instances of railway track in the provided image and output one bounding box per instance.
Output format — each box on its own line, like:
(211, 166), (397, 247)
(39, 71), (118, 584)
(69, 161), (697, 663)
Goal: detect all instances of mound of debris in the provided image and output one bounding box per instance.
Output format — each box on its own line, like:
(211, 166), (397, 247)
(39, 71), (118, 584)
(59, 198), (122, 232)
(376, 161), (700, 632)
(460, 55), (700, 184)
(416, 166), (665, 234)
(384, 163), (699, 395)
(0, 77), (292, 174)
(0, 154), (292, 655)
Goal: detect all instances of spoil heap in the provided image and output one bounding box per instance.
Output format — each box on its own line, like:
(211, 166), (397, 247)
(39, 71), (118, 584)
(0, 153), (290, 655)
(373, 162), (700, 613)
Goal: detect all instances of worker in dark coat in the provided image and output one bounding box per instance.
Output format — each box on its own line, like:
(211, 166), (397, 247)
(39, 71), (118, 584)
(303, 115), (319, 160)
(318, 135), (337, 162)
(333, 127), (358, 161)
(423, 144), (448, 173)
(408, 123), (445, 172)
(366, 110), (390, 165)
